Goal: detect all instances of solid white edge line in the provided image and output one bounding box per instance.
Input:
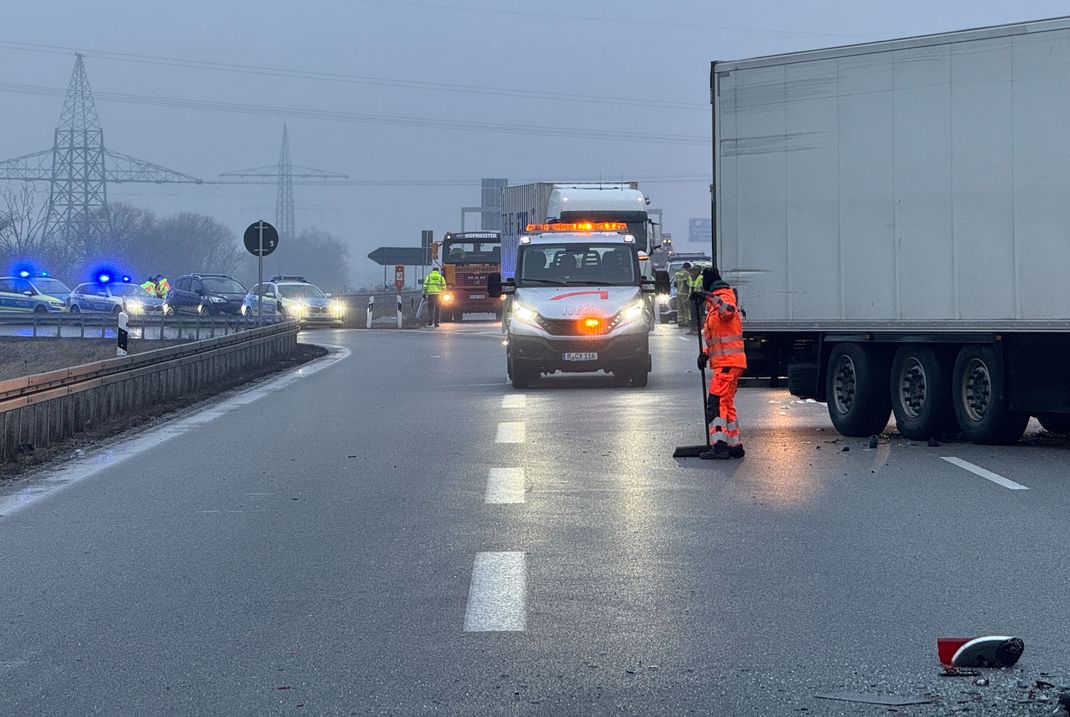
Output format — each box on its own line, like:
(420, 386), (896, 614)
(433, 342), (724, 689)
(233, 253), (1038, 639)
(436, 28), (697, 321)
(0, 343), (352, 518)
(941, 456), (1029, 491)
(485, 467), (525, 504)
(463, 551), (527, 632)
(677, 336), (691, 342)
(495, 422), (525, 444)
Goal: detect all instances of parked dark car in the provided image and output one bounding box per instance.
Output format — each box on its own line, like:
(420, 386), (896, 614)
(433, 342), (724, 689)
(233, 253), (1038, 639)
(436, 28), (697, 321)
(164, 273), (248, 316)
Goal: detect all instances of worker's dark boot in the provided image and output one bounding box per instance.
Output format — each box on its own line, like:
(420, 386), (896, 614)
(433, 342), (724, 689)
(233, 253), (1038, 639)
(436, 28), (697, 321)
(728, 445), (745, 459)
(699, 441), (730, 460)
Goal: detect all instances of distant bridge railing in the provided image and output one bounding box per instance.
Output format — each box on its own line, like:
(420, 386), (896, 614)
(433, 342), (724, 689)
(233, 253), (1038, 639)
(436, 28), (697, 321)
(0, 313), (280, 340)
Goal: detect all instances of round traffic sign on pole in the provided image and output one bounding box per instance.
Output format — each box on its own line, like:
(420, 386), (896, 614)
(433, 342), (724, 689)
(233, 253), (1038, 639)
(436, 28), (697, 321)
(244, 220), (279, 257)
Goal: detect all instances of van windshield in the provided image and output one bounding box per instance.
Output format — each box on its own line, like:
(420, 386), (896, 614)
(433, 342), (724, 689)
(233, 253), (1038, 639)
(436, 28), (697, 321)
(518, 243), (638, 287)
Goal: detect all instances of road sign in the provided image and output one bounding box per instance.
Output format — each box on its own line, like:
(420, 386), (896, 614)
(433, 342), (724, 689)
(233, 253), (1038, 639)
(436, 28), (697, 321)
(394, 265), (405, 292)
(688, 218), (712, 245)
(244, 220), (278, 325)
(244, 220), (279, 257)
(367, 247), (429, 266)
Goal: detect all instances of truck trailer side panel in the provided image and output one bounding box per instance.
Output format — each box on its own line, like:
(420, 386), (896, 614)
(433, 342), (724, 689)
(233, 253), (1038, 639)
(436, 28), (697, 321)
(715, 20), (1070, 324)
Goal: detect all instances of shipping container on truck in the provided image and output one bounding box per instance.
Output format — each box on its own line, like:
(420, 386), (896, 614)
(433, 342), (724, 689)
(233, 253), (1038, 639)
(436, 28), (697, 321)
(711, 17), (1070, 445)
(500, 182), (652, 278)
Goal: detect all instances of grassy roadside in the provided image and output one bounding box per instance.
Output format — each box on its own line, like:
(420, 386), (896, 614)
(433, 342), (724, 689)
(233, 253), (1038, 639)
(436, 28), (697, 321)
(0, 342), (328, 479)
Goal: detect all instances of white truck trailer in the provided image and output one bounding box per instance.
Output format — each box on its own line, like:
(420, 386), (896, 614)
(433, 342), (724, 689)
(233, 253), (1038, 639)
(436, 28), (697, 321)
(712, 17), (1070, 444)
(500, 182), (652, 278)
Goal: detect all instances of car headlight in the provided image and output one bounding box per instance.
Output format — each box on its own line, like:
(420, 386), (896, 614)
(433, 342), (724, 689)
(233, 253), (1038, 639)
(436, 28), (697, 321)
(624, 300), (645, 321)
(291, 302), (307, 317)
(514, 304), (537, 324)
(330, 300), (345, 315)
(209, 295), (226, 303)
(126, 300), (144, 314)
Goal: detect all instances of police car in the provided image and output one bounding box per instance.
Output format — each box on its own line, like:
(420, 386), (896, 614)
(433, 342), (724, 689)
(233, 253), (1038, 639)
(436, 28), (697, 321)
(67, 276), (164, 315)
(241, 276), (345, 325)
(488, 222), (669, 389)
(0, 271), (70, 313)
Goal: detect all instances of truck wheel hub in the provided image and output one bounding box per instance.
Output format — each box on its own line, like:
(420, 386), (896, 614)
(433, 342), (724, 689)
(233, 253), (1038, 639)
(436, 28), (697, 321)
(833, 356), (857, 414)
(899, 358), (927, 419)
(962, 358), (992, 422)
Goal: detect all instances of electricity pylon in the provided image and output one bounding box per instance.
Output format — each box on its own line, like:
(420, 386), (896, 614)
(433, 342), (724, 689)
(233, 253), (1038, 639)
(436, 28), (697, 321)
(219, 124), (348, 245)
(0, 54), (202, 245)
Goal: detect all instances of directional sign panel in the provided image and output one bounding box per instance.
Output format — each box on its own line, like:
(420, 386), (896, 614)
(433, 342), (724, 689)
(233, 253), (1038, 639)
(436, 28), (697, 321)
(367, 247), (429, 266)
(244, 220), (279, 257)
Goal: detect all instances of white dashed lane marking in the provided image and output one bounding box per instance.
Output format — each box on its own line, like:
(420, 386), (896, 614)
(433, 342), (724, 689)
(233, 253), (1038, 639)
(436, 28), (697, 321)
(941, 457), (1029, 491)
(501, 394), (526, 409)
(463, 552), (527, 632)
(495, 422), (525, 444)
(485, 467), (525, 504)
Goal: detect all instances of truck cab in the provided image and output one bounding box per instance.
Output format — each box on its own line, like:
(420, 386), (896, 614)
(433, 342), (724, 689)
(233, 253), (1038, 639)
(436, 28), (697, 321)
(488, 222), (669, 389)
(439, 231), (502, 321)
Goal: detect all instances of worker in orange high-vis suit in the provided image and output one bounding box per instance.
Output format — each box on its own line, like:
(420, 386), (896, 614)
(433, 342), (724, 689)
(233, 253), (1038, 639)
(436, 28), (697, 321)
(697, 267), (746, 459)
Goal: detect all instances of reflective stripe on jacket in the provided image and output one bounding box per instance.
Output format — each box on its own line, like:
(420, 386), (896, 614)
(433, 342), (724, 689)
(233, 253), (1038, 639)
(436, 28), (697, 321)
(704, 285), (746, 369)
(424, 271), (446, 294)
(140, 281), (157, 297)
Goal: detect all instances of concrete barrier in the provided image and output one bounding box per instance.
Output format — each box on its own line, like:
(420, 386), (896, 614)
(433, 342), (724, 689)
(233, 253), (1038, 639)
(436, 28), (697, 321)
(0, 321), (299, 464)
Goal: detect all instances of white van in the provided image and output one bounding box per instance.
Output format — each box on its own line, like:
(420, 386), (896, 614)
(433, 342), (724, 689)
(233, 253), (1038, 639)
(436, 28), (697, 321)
(488, 222), (669, 389)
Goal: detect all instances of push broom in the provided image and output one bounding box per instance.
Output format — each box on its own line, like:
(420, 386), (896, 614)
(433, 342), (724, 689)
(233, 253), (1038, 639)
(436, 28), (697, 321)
(673, 292), (712, 458)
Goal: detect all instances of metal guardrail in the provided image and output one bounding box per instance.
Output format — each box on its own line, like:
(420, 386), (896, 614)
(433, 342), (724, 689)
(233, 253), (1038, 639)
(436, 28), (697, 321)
(0, 320), (300, 463)
(0, 312), (280, 340)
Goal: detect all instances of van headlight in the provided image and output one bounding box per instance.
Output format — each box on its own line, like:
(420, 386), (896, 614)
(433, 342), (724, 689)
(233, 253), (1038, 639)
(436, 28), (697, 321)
(513, 304), (537, 324)
(624, 300), (645, 321)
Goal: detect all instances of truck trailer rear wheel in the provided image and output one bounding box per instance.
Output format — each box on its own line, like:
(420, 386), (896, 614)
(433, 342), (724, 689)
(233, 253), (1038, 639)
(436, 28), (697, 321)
(952, 345), (1028, 445)
(890, 346), (956, 440)
(825, 343), (891, 437)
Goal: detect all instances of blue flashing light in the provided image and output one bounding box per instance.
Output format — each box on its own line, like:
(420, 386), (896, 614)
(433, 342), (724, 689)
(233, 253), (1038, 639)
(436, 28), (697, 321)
(40, 271), (49, 277)
(98, 273), (112, 284)
(121, 275), (132, 283)
(18, 270), (30, 278)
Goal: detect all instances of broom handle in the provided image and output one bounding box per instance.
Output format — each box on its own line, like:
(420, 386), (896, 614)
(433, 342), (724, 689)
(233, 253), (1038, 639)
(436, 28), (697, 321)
(695, 296), (711, 448)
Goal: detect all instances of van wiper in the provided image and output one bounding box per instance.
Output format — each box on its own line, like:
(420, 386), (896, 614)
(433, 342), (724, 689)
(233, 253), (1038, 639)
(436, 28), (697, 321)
(565, 280), (619, 286)
(520, 278), (568, 286)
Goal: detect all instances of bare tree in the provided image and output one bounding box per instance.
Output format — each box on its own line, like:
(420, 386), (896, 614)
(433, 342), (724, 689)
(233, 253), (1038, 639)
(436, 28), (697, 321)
(0, 185), (48, 260)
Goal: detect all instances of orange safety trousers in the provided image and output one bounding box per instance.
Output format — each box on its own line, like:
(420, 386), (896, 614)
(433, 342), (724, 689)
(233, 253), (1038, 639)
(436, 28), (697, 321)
(707, 366), (744, 447)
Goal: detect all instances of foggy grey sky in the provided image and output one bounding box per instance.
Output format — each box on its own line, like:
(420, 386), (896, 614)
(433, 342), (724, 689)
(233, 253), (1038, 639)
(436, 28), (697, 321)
(3, 1), (1067, 286)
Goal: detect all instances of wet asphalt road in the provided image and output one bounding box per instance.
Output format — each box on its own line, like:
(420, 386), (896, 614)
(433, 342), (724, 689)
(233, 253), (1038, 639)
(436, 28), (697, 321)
(1, 320), (1069, 715)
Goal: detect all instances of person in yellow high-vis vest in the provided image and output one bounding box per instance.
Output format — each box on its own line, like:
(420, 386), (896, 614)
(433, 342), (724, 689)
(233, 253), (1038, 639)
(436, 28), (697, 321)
(423, 268), (447, 327)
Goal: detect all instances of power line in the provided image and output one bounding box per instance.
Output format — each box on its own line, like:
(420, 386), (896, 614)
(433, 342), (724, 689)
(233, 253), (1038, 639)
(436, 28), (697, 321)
(0, 39), (706, 111)
(355, 0), (875, 39)
(0, 82), (710, 146)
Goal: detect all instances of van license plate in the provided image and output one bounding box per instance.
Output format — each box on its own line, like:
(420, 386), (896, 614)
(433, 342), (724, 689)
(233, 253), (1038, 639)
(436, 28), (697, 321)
(563, 352), (598, 362)
(469, 294), (484, 300)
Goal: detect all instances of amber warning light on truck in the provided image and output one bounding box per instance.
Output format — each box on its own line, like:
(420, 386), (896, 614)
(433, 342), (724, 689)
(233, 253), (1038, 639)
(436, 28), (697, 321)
(525, 222), (629, 232)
